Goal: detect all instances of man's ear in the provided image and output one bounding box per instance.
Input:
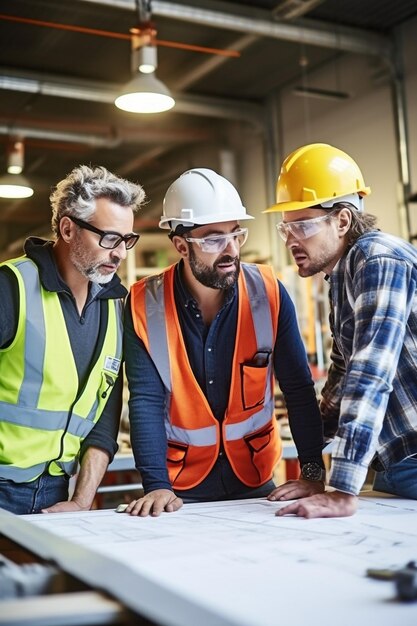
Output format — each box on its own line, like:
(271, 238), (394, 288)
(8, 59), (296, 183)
(172, 235), (188, 258)
(59, 216), (74, 243)
(337, 208), (352, 236)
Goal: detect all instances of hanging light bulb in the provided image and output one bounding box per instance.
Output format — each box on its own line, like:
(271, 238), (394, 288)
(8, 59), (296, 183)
(137, 45), (157, 74)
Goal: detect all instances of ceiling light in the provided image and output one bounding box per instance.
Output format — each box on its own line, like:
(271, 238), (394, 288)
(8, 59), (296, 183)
(0, 173), (34, 198)
(115, 37), (175, 114)
(115, 72), (175, 114)
(292, 86), (350, 101)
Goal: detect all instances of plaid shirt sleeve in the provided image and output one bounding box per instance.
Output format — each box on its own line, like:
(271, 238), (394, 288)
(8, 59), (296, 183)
(329, 253), (414, 495)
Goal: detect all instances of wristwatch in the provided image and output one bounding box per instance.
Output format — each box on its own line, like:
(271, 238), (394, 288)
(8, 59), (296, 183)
(301, 462), (326, 482)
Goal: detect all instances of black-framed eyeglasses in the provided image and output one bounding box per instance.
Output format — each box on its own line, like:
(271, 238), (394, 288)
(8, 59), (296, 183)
(68, 216), (140, 250)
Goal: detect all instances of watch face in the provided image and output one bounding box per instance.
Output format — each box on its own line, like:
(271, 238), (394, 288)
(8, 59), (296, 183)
(301, 462), (325, 481)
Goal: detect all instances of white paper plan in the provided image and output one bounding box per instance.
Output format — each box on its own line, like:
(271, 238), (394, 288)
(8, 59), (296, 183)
(4, 494), (417, 626)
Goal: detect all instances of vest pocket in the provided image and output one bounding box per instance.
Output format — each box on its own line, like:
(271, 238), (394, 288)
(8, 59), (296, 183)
(240, 360), (269, 410)
(243, 423), (274, 481)
(167, 441), (188, 484)
(244, 423), (274, 452)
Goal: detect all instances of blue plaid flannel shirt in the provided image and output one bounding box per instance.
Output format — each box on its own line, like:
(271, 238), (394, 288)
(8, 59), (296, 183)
(320, 230), (417, 494)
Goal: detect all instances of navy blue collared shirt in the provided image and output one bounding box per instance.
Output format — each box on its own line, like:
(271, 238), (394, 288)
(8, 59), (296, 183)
(124, 261), (323, 494)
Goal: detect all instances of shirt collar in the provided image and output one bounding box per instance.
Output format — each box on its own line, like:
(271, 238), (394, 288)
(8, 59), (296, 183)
(23, 236), (127, 299)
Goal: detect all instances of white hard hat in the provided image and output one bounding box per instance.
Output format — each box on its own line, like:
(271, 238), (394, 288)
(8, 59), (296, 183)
(159, 168), (254, 230)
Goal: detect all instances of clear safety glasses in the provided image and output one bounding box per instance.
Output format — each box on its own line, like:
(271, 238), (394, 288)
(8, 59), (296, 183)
(276, 211), (337, 243)
(184, 228), (248, 253)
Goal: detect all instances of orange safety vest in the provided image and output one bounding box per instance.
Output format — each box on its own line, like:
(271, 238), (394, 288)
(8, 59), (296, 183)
(130, 263), (282, 489)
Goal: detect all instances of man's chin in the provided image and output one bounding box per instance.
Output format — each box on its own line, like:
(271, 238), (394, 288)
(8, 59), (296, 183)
(216, 271), (238, 289)
(87, 271), (115, 285)
(297, 264), (321, 278)
(298, 268), (313, 278)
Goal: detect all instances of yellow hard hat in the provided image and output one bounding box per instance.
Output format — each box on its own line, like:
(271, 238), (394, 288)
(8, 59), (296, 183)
(265, 143), (371, 213)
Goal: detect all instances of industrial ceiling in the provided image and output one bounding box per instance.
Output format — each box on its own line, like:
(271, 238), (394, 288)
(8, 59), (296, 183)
(0, 0), (416, 256)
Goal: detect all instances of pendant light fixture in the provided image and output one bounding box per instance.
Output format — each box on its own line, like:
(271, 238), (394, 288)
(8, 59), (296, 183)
(115, 44), (175, 114)
(0, 139), (34, 198)
(114, 0), (175, 114)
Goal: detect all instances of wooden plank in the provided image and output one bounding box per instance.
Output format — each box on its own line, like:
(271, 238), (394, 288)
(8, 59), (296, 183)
(0, 591), (132, 626)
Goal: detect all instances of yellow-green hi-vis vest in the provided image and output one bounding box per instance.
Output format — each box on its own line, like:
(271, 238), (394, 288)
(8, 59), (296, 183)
(0, 257), (123, 482)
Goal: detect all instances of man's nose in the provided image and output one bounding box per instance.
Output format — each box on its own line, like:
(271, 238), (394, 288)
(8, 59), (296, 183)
(223, 236), (239, 255)
(285, 231), (299, 248)
(112, 240), (128, 260)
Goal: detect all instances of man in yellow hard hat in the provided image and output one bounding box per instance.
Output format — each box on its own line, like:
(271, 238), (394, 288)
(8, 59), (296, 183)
(266, 142), (417, 518)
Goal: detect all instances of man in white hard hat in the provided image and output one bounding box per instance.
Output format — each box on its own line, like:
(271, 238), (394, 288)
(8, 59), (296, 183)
(124, 168), (325, 516)
(266, 143), (417, 518)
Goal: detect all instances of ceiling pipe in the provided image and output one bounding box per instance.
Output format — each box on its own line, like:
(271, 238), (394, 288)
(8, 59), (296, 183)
(0, 120), (210, 148)
(78, 0), (392, 59)
(0, 71), (263, 126)
(0, 123), (120, 148)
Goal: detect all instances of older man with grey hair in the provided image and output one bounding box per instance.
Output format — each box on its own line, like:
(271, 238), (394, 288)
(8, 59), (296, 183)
(0, 165), (145, 514)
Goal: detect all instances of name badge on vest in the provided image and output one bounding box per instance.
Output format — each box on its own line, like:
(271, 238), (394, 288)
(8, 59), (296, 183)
(104, 356), (121, 375)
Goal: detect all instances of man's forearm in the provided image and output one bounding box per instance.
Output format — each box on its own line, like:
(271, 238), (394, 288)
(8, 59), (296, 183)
(71, 446), (110, 509)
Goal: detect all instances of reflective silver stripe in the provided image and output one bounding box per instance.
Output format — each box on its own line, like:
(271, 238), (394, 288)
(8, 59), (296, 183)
(221, 265), (275, 441)
(242, 264), (274, 352)
(165, 422), (217, 446)
(145, 274), (171, 391)
(224, 397), (275, 441)
(115, 299), (123, 356)
(66, 414), (96, 438)
(0, 457), (79, 481)
(0, 461), (47, 482)
(15, 259), (46, 406)
(54, 458), (79, 475)
(84, 399), (99, 425)
(0, 403), (94, 438)
(0, 403), (70, 430)
(83, 300), (123, 423)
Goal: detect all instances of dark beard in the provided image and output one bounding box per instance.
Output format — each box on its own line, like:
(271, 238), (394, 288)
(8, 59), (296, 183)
(188, 245), (240, 289)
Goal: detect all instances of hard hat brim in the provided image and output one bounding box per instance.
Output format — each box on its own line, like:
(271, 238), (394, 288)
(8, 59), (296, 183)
(159, 213), (255, 229)
(263, 188), (371, 213)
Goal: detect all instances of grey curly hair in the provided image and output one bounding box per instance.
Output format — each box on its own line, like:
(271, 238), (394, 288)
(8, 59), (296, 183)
(50, 165), (146, 237)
